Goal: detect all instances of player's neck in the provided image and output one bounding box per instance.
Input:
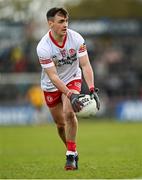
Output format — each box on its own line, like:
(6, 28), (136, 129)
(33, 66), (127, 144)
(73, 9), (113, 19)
(49, 30), (67, 48)
(50, 31), (65, 43)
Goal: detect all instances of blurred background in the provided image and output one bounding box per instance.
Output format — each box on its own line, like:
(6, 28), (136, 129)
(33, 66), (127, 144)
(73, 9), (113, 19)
(0, 0), (142, 125)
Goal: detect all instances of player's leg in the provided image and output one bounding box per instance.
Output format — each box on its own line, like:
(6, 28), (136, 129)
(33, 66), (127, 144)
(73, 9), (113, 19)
(62, 90), (78, 142)
(62, 79), (81, 170)
(62, 90), (79, 170)
(49, 102), (79, 170)
(43, 80), (81, 170)
(49, 103), (66, 146)
(48, 95), (79, 170)
(43, 91), (66, 146)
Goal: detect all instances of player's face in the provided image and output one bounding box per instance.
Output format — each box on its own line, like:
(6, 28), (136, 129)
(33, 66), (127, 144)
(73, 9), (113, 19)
(49, 15), (68, 37)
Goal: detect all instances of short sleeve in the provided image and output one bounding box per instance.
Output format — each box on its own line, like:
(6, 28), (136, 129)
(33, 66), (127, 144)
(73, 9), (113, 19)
(76, 33), (87, 57)
(36, 45), (54, 69)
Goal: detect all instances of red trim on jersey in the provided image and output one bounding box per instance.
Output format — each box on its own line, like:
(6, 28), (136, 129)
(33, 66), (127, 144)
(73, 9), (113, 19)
(49, 31), (67, 49)
(39, 59), (52, 64)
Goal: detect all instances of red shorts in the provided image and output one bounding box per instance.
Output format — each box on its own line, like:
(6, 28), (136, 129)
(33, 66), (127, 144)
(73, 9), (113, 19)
(43, 79), (82, 108)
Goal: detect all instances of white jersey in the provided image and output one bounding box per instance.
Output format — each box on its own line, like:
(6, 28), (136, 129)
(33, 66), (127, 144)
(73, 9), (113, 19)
(36, 29), (87, 92)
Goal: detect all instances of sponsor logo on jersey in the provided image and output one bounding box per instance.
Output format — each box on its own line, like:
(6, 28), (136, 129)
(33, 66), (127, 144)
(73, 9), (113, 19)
(52, 49), (77, 67)
(60, 49), (67, 58)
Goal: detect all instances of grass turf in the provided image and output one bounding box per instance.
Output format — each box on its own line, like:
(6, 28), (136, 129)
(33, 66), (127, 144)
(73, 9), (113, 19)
(0, 119), (142, 179)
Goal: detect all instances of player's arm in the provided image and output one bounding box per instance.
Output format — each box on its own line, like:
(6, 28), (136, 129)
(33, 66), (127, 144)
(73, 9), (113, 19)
(79, 54), (94, 90)
(37, 46), (70, 97)
(44, 66), (84, 112)
(44, 66), (70, 96)
(37, 45), (83, 112)
(79, 54), (100, 110)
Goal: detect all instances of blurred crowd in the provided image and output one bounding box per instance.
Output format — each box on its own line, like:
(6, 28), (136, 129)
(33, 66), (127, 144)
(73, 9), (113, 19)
(0, 43), (40, 73)
(90, 36), (142, 100)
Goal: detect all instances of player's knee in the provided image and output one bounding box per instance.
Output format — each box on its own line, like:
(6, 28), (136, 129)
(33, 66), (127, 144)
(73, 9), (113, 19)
(57, 122), (65, 129)
(64, 111), (75, 121)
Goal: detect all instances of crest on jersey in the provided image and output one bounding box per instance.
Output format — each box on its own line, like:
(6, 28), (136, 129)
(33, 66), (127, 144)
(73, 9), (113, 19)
(52, 48), (77, 67)
(69, 48), (76, 57)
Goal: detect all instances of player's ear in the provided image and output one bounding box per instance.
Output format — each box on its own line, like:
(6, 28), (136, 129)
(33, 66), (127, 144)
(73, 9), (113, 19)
(48, 19), (54, 28)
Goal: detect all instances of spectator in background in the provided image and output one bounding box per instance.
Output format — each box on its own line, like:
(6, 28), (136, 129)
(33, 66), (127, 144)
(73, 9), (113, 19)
(27, 85), (44, 110)
(27, 85), (47, 124)
(10, 46), (27, 72)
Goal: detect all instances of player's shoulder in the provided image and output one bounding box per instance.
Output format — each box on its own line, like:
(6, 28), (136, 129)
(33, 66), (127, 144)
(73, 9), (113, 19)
(67, 29), (83, 39)
(68, 29), (84, 43)
(37, 32), (50, 52)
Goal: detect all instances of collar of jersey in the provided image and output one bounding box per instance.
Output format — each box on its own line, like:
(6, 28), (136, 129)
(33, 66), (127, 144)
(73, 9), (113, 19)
(49, 31), (67, 49)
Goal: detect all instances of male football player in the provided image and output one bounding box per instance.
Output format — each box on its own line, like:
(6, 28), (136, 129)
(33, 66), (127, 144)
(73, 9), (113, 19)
(36, 7), (100, 170)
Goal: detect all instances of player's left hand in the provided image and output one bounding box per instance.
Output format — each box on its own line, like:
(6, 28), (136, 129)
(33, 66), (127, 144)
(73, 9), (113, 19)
(90, 87), (100, 110)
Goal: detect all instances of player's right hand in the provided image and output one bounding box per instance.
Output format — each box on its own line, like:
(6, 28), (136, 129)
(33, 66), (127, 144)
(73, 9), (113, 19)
(67, 92), (84, 112)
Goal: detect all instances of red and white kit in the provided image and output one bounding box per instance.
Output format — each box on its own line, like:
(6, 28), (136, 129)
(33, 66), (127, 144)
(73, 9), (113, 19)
(37, 29), (87, 106)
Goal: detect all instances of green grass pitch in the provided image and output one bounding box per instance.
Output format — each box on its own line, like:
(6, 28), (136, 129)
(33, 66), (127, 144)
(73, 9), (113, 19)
(0, 119), (142, 179)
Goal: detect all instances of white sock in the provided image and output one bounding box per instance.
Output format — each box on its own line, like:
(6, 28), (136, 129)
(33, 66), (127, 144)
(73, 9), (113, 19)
(66, 150), (78, 156)
(75, 151), (78, 156)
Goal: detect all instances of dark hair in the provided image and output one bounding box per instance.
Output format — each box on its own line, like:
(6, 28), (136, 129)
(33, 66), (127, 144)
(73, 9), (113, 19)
(46, 7), (68, 20)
